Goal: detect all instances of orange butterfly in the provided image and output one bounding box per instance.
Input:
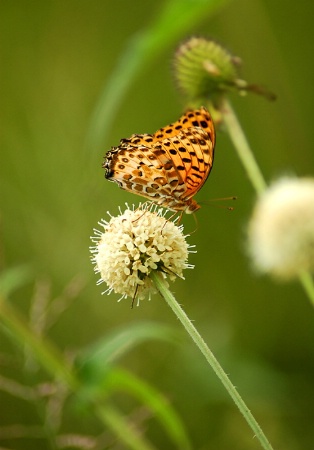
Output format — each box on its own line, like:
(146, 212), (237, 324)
(103, 107), (215, 214)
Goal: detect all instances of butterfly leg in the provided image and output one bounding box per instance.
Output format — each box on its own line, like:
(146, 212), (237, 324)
(131, 284), (139, 309)
(189, 212), (199, 234)
(131, 201), (154, 224)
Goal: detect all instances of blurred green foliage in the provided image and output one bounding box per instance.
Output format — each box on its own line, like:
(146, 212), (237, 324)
(1, 0), (314, 449)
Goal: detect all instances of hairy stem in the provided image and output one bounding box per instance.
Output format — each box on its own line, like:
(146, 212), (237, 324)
(151, 272), (275, 450)
(220, 97), (267, 195)
(220, 98), (314, 307)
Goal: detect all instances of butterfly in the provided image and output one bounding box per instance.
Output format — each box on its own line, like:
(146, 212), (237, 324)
(103, 107), (215, 214)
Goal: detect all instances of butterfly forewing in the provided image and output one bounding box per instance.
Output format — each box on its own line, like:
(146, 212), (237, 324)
(103, 107), (215, 213)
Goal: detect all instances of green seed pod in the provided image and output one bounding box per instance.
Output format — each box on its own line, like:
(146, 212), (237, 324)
(174, 36), (275, 107)
(174, 37), (243, 102)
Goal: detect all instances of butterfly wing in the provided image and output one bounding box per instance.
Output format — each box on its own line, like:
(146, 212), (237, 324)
(103, 107), (215, 211)
(104, 142), (177, 205)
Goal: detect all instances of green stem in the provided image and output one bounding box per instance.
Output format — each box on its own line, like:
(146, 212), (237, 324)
(221, 98), (314, 308)
(298, 271), (314, 308)
(220, 97), (267, 195)
(0, 296), (155, 450)
(151, 272), (274, 450)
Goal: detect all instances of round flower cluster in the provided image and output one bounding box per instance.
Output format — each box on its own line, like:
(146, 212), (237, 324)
(90, 205), (194, 304)
(248, 177), (314, 279)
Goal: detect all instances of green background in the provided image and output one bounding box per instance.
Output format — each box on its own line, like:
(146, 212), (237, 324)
(1, 1), (314, 449)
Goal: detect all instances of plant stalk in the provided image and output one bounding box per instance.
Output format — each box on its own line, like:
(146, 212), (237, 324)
(151, 271), (274, 450)
(220, 97), (267, 196)
(221, 97), (314, 307)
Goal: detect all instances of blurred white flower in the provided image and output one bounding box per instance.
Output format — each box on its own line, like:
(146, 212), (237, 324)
(90, 204), (195, 305)
(248, 177), (314, 279)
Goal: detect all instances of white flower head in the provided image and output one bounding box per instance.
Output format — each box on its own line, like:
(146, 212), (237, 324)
(248, 177), (314, 279)
(90, 204), (195, 305)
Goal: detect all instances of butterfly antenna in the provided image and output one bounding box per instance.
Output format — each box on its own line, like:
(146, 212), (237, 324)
(200, 196), (237, 211)
(207, 196), (237, 202)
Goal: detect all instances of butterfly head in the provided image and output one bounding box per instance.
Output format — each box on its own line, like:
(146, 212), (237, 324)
(103, 149), (119, 181)
(184, 198), (201, 214)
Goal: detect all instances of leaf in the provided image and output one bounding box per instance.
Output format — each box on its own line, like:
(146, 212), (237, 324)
(104, 367), (192, 450)
(76, 321), (179, 383)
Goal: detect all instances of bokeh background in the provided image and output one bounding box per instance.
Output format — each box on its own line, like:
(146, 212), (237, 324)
(1, 0), (314, 449)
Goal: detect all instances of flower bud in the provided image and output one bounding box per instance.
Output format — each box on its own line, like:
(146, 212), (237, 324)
(173, 36), (275, 106)
(174, 37), (243, 103)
